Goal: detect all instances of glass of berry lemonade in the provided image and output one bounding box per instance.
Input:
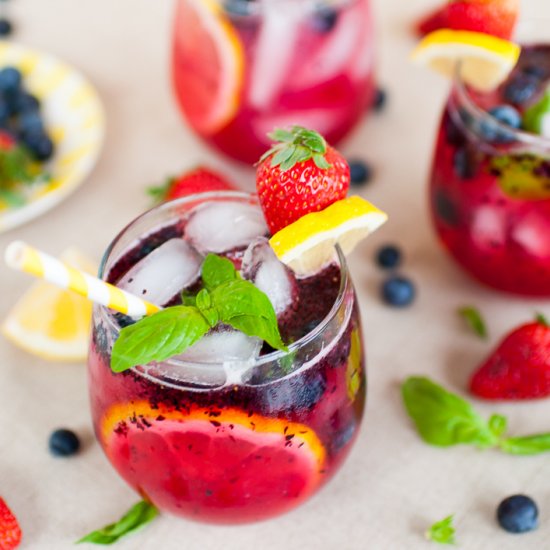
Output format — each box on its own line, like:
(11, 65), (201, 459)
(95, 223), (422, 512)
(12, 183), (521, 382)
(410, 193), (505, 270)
(171, 0), (375, 164)
(88, 191), (366, 524)
(429, 43), (550, 296)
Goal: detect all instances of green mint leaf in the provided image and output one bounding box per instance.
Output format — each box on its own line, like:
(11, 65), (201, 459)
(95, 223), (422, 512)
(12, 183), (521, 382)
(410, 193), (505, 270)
(535, 312), (549, 327)
(500, 433), (550, 455)
(210, 279), (287, 352)
(147, 177), (173, 204)
(111, 306), (210, 372)
(488, 414), (508, 438)
(458, 306), (487, 339)
(201, 254), (239, 291)
(181, 291), (196, 307)
(426, 515), (456, 545)
(523, 90), (550, 135)
(77, 500), (158, 545)
(401, 377), (497, 449)
(195, 288), (218, 327)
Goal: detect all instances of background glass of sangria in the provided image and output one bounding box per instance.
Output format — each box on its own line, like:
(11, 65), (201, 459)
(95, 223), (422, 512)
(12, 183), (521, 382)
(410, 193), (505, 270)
(429, 36), (550, 296)
(172, 0), (375, 164)
(88, 191), (365, 524)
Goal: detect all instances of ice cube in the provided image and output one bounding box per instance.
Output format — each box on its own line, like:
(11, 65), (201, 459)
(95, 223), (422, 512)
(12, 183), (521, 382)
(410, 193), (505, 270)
(511, 211), (550, 259)
(470, 206), (506, 250)
(118, 238), (202, 306)
(241, 237), (295, 315)
(184, 201), (268, 254)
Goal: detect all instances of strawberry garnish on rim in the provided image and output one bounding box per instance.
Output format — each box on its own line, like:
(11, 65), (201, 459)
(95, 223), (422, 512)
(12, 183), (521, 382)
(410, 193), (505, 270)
(147, 166), (234, 204)
(256, 126), (350, 234)
(0, 497), (22, 550)
(470, 314), (550, 400)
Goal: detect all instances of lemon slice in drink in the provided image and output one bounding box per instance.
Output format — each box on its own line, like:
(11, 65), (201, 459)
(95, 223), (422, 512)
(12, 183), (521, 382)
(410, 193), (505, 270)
(269, 196), (387, 276)
(2, 247), (96, 361)
(411, 29), (521, 91)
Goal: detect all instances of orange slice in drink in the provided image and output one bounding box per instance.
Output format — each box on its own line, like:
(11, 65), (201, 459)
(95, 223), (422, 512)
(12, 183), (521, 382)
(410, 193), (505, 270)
(172, 0), (244, 135)
(101, 402), (326, 523)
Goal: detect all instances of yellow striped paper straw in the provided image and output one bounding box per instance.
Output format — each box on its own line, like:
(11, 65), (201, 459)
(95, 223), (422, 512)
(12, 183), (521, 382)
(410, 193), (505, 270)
(4, 241), (160, 318)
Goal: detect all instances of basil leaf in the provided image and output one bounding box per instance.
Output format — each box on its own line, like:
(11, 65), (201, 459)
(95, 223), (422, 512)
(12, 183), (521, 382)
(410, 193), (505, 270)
(111, 306), (210, 372)
(500, 433), (550, 455)
(77, 500), (158, 545)
(195, 288), (218, 327)
(211, 280), (287, 352)
(457, 306), (487, 339)
(402, 377), (497, 448)
(488, 414), (508, 438)
(201, 254), (239, 290)
(426, 515), (456, 545)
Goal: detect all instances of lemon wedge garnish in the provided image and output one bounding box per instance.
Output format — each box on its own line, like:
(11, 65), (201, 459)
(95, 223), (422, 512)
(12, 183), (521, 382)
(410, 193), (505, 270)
(411, 29), (521, 91)
(269, 196), (387, 276)
(2, 247), (96, 361)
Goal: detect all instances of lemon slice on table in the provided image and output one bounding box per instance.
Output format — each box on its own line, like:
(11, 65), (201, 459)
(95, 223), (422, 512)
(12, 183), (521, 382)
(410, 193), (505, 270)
(2, 247), (96, 361)
(269, 196), (387, 276)
(411, 29), (521, 91)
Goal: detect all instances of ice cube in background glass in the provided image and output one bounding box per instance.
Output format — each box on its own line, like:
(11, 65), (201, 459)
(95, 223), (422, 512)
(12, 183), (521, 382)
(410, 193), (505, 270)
(185, 201), (268, 254)
(118, 238), (202, 306)
(241, 237), (294, 315)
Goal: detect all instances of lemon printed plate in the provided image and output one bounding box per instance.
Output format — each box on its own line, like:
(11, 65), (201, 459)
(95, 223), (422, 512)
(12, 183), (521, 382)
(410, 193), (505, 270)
(0, 41), (105, 233)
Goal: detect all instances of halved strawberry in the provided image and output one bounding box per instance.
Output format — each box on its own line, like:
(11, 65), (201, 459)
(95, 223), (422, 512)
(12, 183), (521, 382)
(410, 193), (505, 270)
(0, 497), (22, 550)
(256, 126), (350, 234)
(148, 166), (235, 203)
(470, 316), (550, 400)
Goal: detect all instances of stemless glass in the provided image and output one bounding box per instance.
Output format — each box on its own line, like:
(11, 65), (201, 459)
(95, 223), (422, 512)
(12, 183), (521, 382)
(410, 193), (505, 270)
(171, 0), (376, 164)
(429, 49), (550, 296)
(87, 192), (365, 524)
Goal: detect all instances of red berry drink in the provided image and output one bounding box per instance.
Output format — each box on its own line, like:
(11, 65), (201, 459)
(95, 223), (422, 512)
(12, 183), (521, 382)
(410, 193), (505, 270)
(172, 0), (375, 164)
(429, 45), (550, 296)
(88, 192), (365, 524)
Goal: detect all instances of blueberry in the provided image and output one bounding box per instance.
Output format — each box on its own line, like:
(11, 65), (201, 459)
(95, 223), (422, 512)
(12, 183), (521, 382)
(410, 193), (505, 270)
(434, 190), (459, 226)
(372, 88), (387, 112)
(478, 105), (521, 143)
(18, 111), (43, 134)
(503, 76), (539, 106)
(496, 495), (538, 534)
(262, 370), (326, 412)
(0, 67), (21, 94)
(453, 148), (477, 180)
(49, 428), (81, 457)
(348, 159), (372, 186)
(12, 92), (39, 114)
(311, 6), (339, 33)
(523, 65), (546, 79)
(376, 245), (402, 270)
(0, 18), (13, 37)
(23, 131), (54, 161)
(0, 98), (10, 121)
(381, 275), (416, 307)
(223, 0), (255, 17)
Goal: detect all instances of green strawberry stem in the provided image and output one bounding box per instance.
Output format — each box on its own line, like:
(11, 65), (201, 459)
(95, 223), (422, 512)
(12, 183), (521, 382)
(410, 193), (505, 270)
(535, 312), (549, 327)
(147, 177), (174, 204)
(259, 126), (331, 172)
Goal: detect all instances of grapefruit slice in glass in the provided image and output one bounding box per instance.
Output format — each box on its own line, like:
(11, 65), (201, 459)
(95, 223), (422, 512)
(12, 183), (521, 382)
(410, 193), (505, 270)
(172, 0), (244, 135)
(101, 402), (326, 523)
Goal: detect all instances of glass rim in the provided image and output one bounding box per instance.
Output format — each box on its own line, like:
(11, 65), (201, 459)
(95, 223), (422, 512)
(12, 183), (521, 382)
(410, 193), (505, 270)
(453, 61), (550, 149)
(96, 190), (352, 378)
(212, 0), (358, 15)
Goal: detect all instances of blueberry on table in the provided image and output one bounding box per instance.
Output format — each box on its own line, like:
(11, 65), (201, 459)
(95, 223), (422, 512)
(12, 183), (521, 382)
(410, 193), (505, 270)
(381, 275), (415, 307)
(311, 5), (339, 33)
(497, 495), (538, 534)
(0, 18), (13, 37)
(372, 88), (387, 112)
(376, 245), (402, 270)
(348, 159), (372, 186)
(49, 428), (81, 457)
(0, 66), (21, 94)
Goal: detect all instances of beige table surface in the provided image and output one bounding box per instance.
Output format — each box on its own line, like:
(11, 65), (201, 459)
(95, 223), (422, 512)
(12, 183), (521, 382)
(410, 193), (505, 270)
(1, 0), (550, 548)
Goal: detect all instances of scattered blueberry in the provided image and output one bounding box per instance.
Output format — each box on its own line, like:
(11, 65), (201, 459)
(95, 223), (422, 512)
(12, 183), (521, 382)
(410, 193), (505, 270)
(49, 428), (81, 457)
(311, 5), (339, 33)
(453, 148), (477, 180)
(496, 495), (539, 534)
(348, 159), (372, 186)
(503, 76), (539, 106)
(13, 92), (40, 114)
(0, 18), (13, 37)
(23, 131), (54, 161)
(0, 66), (21, 94)
(18, 111), (43, 134)
(376, 245), (402, 270)
(372, 88), (387, 112)
(381, 275), (416, 307)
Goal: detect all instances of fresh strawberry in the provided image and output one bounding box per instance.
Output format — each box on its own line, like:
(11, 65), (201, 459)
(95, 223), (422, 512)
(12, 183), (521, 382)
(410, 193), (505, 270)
(416, 5), (448, 37)
(447, 0), (520, 40)
(0, 497), (22, 550)
(148, 166), (234, 203)
(256, 126), (350, 234)
(470, 316), (550, 400)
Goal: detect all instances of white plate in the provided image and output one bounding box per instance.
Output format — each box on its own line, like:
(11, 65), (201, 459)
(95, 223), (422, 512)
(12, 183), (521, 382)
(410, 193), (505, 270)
(0, 41), (105, 233)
